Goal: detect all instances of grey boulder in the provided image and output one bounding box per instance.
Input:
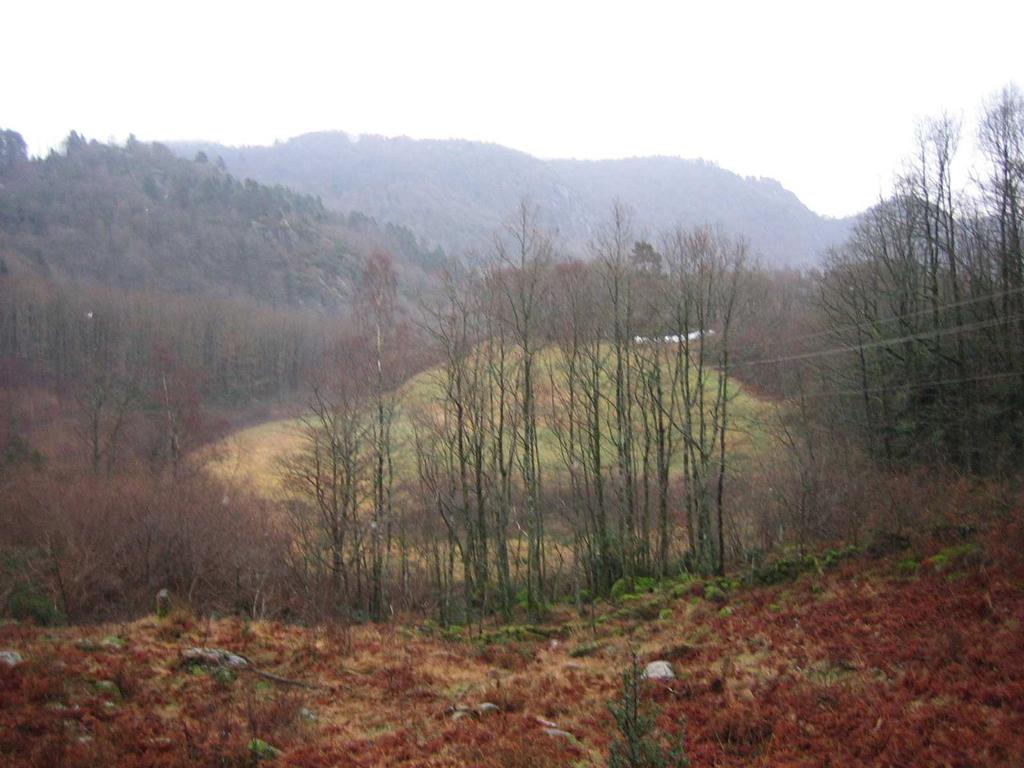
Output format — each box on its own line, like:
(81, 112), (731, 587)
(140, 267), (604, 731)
(642, 660), (675, 680)
(0, 651), (23, 668)
(181, 647), (248, 668)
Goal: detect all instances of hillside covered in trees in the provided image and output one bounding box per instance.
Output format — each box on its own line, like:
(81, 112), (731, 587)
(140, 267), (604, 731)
(0, 130), (443, 477)
(172, 132), (854, 266)
(0, 131), (447, 311)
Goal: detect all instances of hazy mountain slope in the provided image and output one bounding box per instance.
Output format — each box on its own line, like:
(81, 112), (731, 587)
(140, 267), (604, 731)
(174, 132), (854, 265)
(550, 156), (852, 265)
(0, 132), (446, 311)
(174, 132), (586, 257)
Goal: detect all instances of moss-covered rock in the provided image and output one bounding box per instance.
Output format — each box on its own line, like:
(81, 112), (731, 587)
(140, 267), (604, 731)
(634, 576), (657, 593)
(248, 738), (280, 760)
(703, 583), (727, 604)
(824, 544), (860, 568)
(897, 558), (920, 577)
(670, 582), (691, 599)
(925, 543), (980, 573)
(615, 599), (664, 622)
(569, 640), (602, 658)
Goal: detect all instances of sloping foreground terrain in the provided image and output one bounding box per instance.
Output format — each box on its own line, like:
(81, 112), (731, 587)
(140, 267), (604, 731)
(1, 528), (1022, 767)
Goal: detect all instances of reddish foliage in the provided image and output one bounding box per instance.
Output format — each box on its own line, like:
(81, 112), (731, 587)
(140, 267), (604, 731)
(1, 524), (1023, 766)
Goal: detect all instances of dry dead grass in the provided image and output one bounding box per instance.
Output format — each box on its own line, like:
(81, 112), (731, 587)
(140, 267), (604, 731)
(3, 534), (1023, 766)
(203, 344), (780, 499)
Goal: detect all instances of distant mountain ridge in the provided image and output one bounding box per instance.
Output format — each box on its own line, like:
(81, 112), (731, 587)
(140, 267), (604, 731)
(172, 132), (855, 266)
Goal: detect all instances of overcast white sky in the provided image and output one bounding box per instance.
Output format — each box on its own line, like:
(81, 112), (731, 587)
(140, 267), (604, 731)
(4, 0), (1022, 217)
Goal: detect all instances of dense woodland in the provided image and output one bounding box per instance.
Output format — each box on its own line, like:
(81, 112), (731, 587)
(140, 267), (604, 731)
(0, 131), (446, 308)
(0, 129), (446, 419)
(0, 85), (1022, 632)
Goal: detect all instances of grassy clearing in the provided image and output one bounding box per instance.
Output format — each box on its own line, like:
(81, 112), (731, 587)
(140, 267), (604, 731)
(207, 344), (781, 498)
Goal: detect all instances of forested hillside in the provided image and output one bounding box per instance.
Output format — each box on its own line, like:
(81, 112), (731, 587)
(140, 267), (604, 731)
(0, 130), (443, 475)
(551, 157), (848, 267)
(0, 131), (446, 310)
(172, 132), (853, 265)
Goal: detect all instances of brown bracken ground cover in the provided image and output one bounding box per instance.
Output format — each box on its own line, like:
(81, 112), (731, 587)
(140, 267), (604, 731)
(2, 523), (1023, 767)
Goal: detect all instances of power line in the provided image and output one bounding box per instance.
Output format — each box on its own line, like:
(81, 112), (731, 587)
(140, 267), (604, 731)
(776, 284), (1024, 349)
(798, 369), (1023, 400)
(731, 313), (1022, 370)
